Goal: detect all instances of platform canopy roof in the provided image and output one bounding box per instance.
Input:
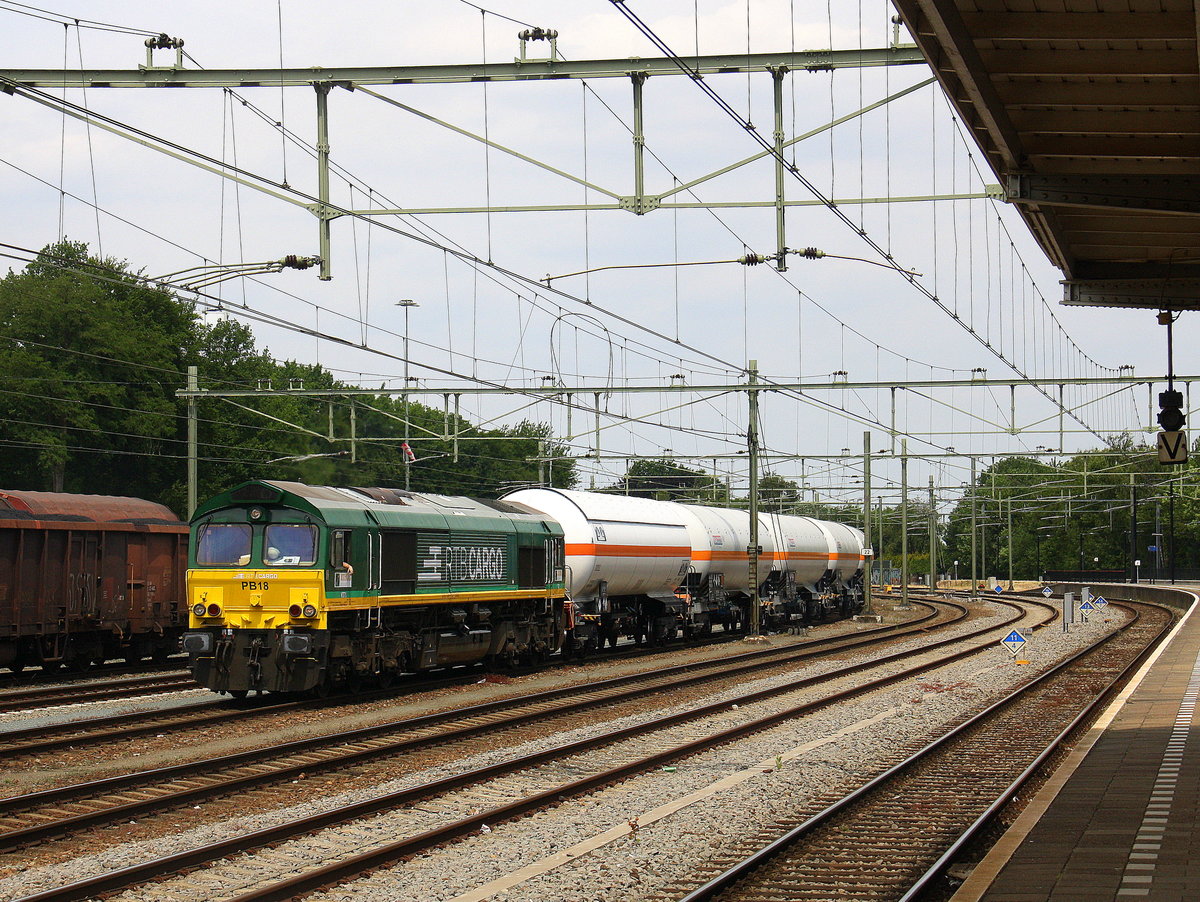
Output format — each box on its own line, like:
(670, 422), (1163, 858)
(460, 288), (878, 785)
(890, 0), (1200, 310)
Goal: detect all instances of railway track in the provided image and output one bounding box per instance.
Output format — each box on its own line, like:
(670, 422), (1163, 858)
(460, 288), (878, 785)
(662, 600), (1173, 902)
(0, 605), (934, 757)
(0, 671), (198, 714)
(8, 597), (1038, 902)
(0, 656), (191, 690)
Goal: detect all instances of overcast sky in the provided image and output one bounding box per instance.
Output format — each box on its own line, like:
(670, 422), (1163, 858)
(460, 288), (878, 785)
(0, 1), (1178, 503)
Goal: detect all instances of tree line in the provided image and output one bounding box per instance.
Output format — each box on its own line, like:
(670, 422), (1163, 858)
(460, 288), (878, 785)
(0, 241), (572, 515)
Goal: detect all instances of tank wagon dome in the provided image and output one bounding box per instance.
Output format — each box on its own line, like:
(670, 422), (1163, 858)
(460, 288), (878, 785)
(0, 489), (181, 524)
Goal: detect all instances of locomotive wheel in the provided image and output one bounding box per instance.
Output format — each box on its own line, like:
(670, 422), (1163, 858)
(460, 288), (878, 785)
(310, 672), (333, 699)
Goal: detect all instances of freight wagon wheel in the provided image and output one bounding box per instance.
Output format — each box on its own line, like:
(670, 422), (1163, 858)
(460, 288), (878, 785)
(228, 689), (249, 700)
(377, 670), (396, 689)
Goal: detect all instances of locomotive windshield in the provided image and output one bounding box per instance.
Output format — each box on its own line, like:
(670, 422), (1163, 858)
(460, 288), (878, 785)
(196, 523), (252, 565)
(263, 524), (318, 566)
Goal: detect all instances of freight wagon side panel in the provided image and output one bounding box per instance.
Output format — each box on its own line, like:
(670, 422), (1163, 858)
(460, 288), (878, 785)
(142, 532), (185, 630)
(0, 527), (18, 639)
(98, 530), (128, 626)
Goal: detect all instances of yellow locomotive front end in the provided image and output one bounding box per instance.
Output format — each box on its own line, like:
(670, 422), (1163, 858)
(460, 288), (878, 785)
(183, 511), (339, 696)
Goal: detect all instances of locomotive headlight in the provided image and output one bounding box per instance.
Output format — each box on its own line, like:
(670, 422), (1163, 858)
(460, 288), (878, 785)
(289, 604), (303, 619)
(302, 603), (318, 619)
(192, 603), (206, 617)
(206, 602), (222, 617)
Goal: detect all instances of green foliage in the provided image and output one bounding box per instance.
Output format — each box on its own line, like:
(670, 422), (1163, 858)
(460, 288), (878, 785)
(0, 240), (575, 513)
(758, 473), (800, 512)
(941, 438), (1190, 580)
(607, 458), (725, 501)
(0, 240), (198, 495)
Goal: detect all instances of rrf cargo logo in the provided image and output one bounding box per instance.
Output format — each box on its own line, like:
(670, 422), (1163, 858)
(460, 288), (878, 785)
(420, 544), (507, 582)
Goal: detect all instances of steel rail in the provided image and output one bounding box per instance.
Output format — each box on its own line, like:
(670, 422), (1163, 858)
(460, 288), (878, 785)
(898, 601), (1177, 902)
(0, 601), (954, 850)
(0, 616), (909, 756)
(675, 601), (1170, 902)
(0, 673), (197, 714)
(15, 599), (1043, 902)
(0, 629), (756, 756)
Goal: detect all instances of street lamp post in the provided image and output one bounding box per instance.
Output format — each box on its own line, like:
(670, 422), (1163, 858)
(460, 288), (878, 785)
(397, 299), (419, 490)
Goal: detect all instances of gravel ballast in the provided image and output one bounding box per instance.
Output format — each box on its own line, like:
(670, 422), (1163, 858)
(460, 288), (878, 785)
(0, 598), (1121, 902)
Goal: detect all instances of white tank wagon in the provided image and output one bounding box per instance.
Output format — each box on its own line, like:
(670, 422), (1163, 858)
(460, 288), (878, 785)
(501, 488), (694, 649)
(680, 507), (865, 627)
(504, 488), (866, 653)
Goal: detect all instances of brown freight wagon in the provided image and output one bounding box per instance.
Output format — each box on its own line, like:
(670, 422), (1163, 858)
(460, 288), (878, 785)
(0, 490), (187, 672)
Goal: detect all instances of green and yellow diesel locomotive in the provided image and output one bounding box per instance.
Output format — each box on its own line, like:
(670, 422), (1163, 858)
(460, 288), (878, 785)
(181, 481), (565, 696)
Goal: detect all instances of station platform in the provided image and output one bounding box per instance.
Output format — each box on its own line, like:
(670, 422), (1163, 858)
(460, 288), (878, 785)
(952, 589), (1200, 901)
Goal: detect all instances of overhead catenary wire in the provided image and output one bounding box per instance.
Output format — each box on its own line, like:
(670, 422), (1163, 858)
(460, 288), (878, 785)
(0, 5), (1132, 479)
(605, 1), (1112, 443)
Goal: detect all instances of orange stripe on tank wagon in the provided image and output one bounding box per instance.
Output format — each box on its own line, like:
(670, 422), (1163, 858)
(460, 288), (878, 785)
(564, 543), (691, 558)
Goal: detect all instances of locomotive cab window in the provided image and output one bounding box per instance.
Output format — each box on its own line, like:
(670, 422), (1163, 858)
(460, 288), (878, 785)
(330, 529), (354, 587)
(196, 523), (252, 565)
(263, 524), (317, 566)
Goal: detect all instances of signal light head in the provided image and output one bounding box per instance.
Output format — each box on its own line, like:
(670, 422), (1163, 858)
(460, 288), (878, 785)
(1158, 389), (1186, 432)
